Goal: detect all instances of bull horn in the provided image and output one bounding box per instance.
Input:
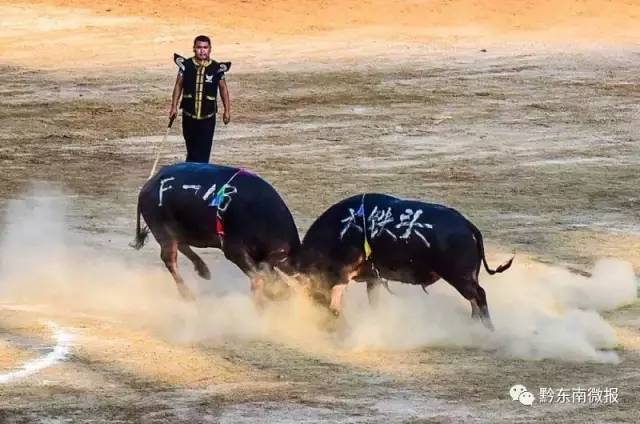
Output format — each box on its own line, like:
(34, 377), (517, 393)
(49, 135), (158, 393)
(273, 266), (293, 287)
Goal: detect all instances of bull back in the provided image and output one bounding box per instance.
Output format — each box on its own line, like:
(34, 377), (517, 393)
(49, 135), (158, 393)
(136, 162), (300, 269)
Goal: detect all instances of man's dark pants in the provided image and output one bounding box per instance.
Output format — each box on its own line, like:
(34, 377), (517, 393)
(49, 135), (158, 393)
(182, 114), (216, 163)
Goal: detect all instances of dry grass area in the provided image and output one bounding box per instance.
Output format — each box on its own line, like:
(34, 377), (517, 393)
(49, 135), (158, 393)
(1, 0), (640, 69)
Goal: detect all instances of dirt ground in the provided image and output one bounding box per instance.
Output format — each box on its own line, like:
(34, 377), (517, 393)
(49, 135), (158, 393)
(1, 1), (640, 423)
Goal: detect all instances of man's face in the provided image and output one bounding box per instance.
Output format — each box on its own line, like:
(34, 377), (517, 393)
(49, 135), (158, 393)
(193, 41), (211, 61)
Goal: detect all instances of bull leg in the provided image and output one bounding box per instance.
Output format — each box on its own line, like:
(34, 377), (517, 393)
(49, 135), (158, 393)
(178, 244), (211, 280)
(366, 278), (387, 307)
(160, 240), (195, 301)
(328, 258), (365, 316)
(470, 299), (482, 319)
(224, 244), (265, 308)
(251, 276), (267, 309)
(366, 280), (378, 306)
(329, 283), (348, 316)
(449, 276), (494, 331)
(475, 285), (494, 331)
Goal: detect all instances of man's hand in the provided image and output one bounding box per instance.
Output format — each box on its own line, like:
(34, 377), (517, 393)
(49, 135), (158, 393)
(169, 105), (178, 121)
(219, 79), (231, 125)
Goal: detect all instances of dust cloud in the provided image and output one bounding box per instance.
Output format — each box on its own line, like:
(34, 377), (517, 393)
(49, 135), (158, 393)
(339, 258), (637, 363)
(0, 189), (637, 364)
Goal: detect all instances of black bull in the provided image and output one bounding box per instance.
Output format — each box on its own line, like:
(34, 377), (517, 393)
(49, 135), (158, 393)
(294, 193), (513, 330)
(131, 163), (301, 301)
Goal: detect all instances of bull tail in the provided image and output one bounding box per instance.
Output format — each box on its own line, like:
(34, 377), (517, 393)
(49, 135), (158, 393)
(470, 223), (514, 275)
(130, 200), (150, 250)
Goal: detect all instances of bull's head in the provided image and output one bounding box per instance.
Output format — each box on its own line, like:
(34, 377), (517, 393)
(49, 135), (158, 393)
(265, 266), (330, 309)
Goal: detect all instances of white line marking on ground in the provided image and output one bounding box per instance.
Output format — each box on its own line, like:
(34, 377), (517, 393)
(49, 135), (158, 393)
(0, 320), (73, 384)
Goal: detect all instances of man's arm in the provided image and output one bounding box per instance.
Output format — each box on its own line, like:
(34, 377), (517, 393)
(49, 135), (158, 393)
(169, 74), (183, 120)
(219, 79), (231, 125)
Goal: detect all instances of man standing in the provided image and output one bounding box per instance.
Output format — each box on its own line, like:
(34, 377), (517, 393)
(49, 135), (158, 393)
(169, 35), (231, 163)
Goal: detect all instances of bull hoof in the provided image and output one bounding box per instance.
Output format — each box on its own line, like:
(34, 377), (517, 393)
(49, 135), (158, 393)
(482, 319), (495, 332)
(196, 265), (211, 280)
(252, 296), (266, 312)
(178, 286), (196, 302)
(471, 314), (494, 331)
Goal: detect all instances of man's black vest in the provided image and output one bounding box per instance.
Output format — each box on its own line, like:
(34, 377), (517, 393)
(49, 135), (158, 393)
(175, 54), (231, 120)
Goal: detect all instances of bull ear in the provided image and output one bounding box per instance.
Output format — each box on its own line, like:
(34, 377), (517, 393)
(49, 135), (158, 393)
(218, 61), (231, 73)
(173, 53), (186, 72)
